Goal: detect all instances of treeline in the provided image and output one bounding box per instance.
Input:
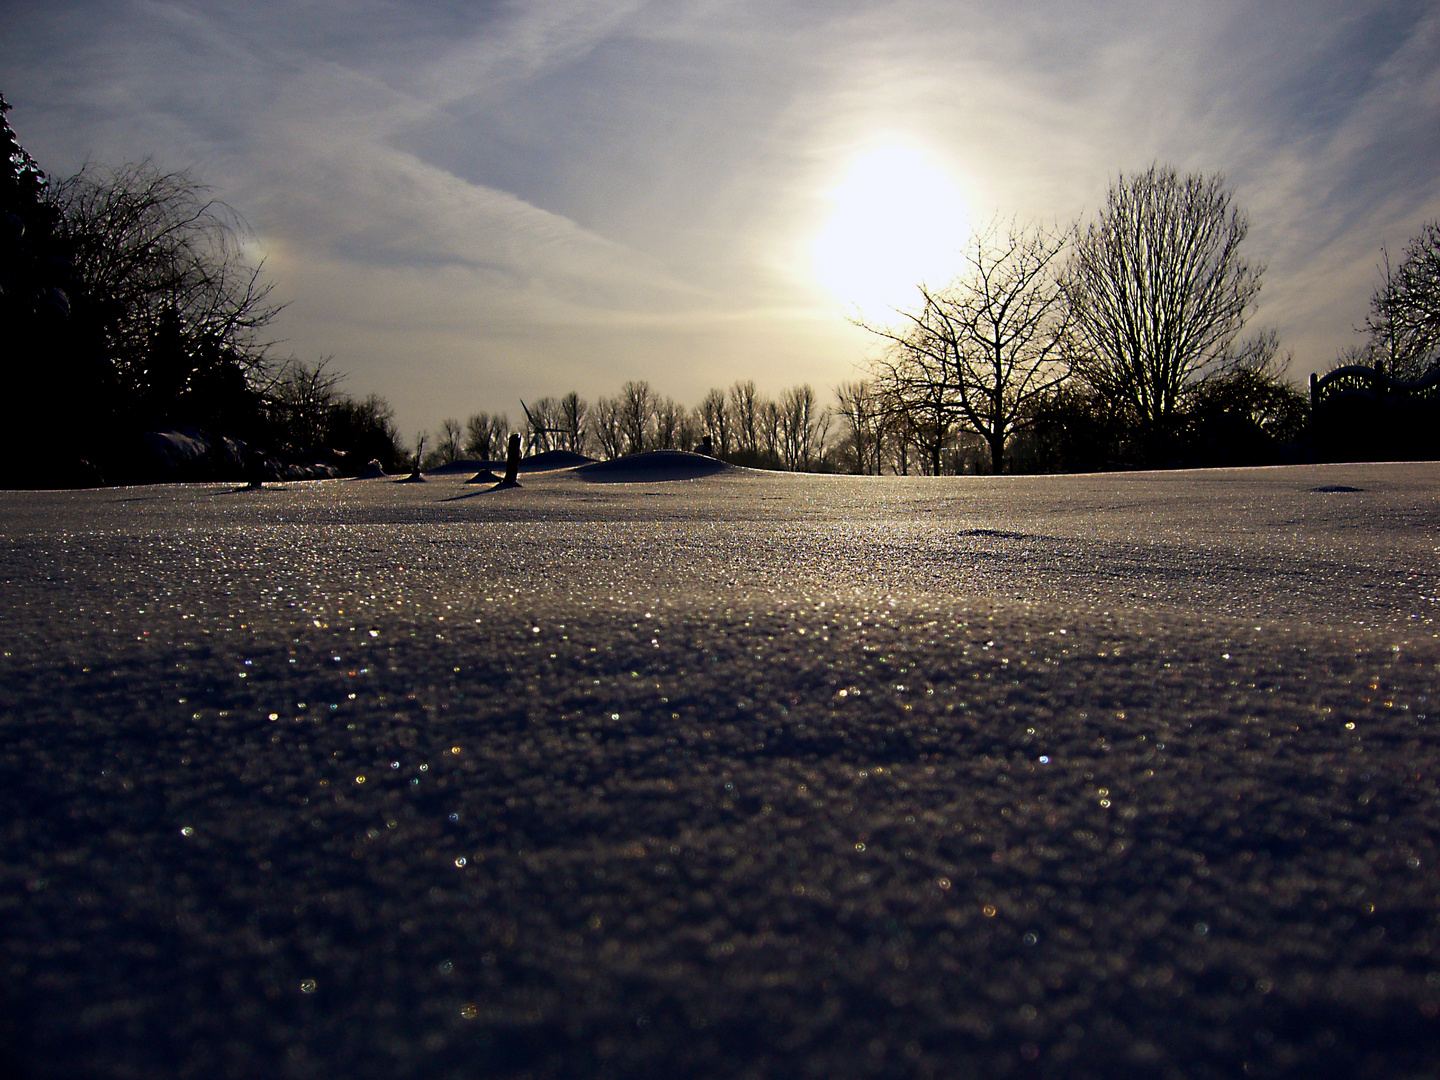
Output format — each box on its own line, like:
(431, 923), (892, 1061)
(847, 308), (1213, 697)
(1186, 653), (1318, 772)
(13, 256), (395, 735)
(421, 366), (1307, 477)
(426, 167), (1435, 476)
(423, 380), (833, 471)
(1, 95), (404, 486)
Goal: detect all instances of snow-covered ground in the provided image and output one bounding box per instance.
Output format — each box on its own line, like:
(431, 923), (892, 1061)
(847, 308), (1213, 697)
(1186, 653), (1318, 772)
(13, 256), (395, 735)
(1, 461), (1437, 1079)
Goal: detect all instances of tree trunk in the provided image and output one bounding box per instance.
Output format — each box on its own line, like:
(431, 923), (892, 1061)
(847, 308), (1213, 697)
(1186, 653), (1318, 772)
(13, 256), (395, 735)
(989, 431), (1006, 475)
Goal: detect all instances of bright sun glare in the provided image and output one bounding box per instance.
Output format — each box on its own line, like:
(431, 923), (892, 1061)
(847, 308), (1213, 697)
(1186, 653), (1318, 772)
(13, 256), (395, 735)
(813, 147), (970, 319)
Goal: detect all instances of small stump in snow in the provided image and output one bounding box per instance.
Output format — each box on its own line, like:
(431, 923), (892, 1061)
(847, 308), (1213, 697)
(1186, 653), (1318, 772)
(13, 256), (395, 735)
(493, 433), (523, 489)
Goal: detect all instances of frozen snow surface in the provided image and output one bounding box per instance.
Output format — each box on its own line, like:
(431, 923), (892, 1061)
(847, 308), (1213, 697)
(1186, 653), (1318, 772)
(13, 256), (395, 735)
(1, 463), (1438, 1079)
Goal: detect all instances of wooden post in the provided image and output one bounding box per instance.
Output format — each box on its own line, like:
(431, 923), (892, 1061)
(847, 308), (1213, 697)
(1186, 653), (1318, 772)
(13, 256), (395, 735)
(503, 432), (521, 485)
(1309, 371), (1317, 411)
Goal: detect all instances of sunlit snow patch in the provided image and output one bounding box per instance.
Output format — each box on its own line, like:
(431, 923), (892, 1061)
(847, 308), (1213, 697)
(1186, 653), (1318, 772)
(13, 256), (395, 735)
(351, 459), (388, 479)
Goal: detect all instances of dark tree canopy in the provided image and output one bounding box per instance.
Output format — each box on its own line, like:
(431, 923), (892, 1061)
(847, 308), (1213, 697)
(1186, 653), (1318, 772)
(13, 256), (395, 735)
(49, 161), (282, 425)
(1, 96), (405, 485)
(1, 95), (116, 483)
(1, 93), (67, 324)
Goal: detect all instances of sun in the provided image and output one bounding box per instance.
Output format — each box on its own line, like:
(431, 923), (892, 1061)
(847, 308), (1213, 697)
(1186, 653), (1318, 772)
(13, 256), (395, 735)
(813, 146), (970, 319)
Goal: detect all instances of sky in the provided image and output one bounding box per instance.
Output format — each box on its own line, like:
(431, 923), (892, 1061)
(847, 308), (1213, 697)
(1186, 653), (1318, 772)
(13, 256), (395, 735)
(3, 0), (1439, 438)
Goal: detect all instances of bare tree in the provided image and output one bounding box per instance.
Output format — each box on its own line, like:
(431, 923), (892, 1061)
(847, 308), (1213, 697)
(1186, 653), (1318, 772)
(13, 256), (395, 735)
(559, 391), (588, 454)
(520, 397), (560, 452)
(590, 396), (625, 460)
(834, 380), (885, 474)
(759, 398), (782, 465)
(619, 380), (653, 455)
(1365, 221), (1440, 380)
(270, 356), (345, 451)
(464, 412), (496, 459)
(654, 396), (686, 449)
(463, 412), (510, 460)
(678, 409), (702, 453)
(489, 414), (509, 457)
(436, 418), (463, 463)
(866, 300), (967, 475)
(779, 384), (821, 470)
(729, 380), (760, 456)
(865, 220), (1071, 474)
(535, 397), (558, 452)
(698, 388), (731, 457)
(879, 389), (920, 475)
(813, 406), (834, 471)
(1064, 164), (1264, 459)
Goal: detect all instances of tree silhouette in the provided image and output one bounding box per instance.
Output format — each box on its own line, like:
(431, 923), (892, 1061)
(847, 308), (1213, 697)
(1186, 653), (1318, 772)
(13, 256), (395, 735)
(1365, 221), (1440, 380)
(269, 357), (344, 450)
(50, 161), (282, 420)
(697, 388), (731, 458)
(651, 396), (679, 449)
(464, 412), (509, 461)
(558, 392), (588, 454)
(325, 393), (401, 472)
(590, 396), (624, 460)
(1064, 165), (1263, 462)
(1, 94), (68, 328)
(833, 380), (885, 474)
(619, 380), (653, 455)
(436, 418), (464, 463)
(0, 94), (115, 483)
(866, 301), (967, 475)
(729, 380), (760, 458)
(779, 384), (823, 470)
(862, 219), (1071, 474)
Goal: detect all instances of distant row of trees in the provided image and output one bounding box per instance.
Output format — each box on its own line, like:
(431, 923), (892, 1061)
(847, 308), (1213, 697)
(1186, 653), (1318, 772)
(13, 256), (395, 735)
(423, 379), (833, 472)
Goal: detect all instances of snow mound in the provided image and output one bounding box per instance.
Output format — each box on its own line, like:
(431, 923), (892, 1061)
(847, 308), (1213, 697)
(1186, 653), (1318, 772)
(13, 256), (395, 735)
(352, 460), (387, 479)
(574, 450), (733, 483)
(517, 449), (597, 473)
(424, 458), (487, 476)
(116, 427), (260, 484)
(465, 469), (502, 484)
